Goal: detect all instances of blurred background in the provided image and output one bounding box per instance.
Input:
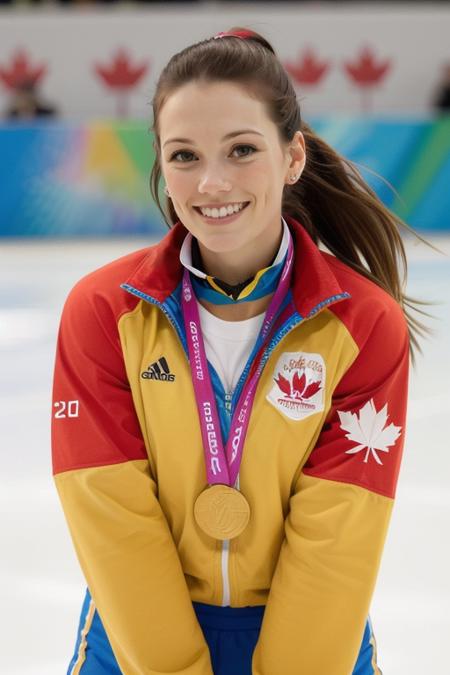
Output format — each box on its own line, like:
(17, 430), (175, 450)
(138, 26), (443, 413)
(0, 2), (449, 674)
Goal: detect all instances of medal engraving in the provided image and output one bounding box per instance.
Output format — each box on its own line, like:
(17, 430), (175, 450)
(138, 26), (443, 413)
(194, 485), (250, 540)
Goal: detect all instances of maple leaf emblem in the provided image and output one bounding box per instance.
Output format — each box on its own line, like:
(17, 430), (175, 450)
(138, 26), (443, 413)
(343, 47), (391, 87)
(338, 399), (401, 465)
(284, 48), (330, 86)
(0, 49), (47, 91)
(275, 373), (291, 397)
(94, 48), (149, 118)
(95, 49), (148, 89)
(275, 370), (321, 400)
(343, 46), (392, 114)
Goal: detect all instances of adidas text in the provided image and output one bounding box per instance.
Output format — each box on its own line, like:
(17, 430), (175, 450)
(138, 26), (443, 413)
(142, 371), (175, 382)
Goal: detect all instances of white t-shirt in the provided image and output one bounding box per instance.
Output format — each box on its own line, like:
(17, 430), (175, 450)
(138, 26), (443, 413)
(197, 304), (265, 395)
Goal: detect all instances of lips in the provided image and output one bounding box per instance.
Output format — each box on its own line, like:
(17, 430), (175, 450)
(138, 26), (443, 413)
(192, 201), (250, 225)
(193, 202), (250, 219)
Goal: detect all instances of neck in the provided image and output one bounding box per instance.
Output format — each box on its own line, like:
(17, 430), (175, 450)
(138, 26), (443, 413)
(198, 293), (273, 321)
(198, 222), (283, 286)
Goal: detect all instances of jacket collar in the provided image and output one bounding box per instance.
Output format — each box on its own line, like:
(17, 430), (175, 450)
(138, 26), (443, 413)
(179, 217), (290, 281)
(123, 216), (347, 318)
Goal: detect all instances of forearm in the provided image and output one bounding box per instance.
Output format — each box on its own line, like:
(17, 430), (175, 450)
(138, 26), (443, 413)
(252, 475), (393, 675)
(55, 458), (213, 675)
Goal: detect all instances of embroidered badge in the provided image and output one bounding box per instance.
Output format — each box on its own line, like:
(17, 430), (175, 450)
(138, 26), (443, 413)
(338, 399), (402, 465)
(266, 351), (325, 421)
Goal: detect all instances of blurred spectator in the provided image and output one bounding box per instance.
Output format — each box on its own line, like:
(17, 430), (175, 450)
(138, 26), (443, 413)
(432, 62), (450, 113)
(3, 80), (58, 120)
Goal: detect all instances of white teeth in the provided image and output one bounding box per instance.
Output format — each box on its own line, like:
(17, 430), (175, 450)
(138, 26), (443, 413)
(199, 202), (246, 218)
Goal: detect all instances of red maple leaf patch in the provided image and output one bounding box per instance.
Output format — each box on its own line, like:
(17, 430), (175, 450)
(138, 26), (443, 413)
(293, 371), (306, 396)
(275, 373), (291, 397)
(302, 381), (322, 399)
(275, 370), (322, 400)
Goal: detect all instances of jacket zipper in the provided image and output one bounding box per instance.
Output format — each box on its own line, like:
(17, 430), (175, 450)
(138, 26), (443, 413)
(219, 291), (350, 606)
(221, 391), (234, 606)
(219, 314), (304, 606)
(121, 283), (350, 607)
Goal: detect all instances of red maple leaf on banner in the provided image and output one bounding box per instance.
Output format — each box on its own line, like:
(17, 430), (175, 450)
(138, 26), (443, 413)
(344, 46), (391, 86)
(0, 49), (47, 91)
(343, 46), (392, 113)
(284, 48), (330, 86)
(94, 48), (149, 118)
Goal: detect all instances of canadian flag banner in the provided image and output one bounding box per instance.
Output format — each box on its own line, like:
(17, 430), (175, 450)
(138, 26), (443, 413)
(0, 5), (448, 118)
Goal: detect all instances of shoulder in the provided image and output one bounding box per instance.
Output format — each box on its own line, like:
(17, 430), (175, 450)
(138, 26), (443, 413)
(61, 246), (158, 338)
(61, 245), (156, 326)
(321, 250), (409, 354)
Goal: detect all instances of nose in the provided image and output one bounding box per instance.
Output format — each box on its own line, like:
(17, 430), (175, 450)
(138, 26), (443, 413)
(198, 165), (232, 194)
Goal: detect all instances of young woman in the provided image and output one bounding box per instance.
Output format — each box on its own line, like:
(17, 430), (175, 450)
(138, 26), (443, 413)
(52, 28), (426, 675)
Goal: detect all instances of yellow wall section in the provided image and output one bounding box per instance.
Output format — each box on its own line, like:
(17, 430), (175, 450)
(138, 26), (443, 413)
(84, 124), (140, 200)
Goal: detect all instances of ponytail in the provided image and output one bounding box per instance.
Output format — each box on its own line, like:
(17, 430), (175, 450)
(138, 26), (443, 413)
(282, 121), (433, 362)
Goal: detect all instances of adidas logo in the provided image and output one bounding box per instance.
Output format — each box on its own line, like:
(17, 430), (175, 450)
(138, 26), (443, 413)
(141, 357), (175, 382)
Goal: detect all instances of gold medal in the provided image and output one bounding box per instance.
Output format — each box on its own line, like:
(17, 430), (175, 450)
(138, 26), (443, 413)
(194, 484), (250, 540)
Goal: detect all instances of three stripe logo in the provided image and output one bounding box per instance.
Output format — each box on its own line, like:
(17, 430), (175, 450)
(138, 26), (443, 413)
(141, 357), (175, 382)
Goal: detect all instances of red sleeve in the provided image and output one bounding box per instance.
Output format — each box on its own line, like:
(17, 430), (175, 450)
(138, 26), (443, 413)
(52, 271), (213, 675)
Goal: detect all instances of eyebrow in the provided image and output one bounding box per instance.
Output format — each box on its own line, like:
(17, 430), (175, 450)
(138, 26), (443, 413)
(162, 129), (264, 148)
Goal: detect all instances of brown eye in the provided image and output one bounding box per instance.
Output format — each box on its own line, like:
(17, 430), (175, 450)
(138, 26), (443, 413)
(170, 150), (196, 162)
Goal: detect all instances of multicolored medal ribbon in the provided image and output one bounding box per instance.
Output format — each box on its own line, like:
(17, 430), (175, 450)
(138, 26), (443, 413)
(181, 232), (294, 540)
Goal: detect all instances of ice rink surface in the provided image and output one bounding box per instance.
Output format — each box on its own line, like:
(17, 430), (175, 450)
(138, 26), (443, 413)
(1, 235), (449, 674)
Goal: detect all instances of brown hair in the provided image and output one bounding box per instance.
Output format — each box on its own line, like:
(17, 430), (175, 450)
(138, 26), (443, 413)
(150, 27), (432, 362)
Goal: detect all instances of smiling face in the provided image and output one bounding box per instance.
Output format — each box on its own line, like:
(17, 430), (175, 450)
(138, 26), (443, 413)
(158, 80), (305, 281)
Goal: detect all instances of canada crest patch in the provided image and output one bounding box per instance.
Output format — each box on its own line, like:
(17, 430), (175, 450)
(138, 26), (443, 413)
(266, 351), (325, 421)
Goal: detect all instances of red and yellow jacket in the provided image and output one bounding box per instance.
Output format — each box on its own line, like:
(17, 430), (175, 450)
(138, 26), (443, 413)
(52, 216), (409, 675)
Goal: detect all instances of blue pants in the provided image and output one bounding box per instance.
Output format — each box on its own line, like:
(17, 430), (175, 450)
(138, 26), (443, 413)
(67, 588), (382, 674)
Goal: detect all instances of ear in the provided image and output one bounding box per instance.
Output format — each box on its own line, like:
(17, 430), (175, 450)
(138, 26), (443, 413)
(284, 131), (306, 185)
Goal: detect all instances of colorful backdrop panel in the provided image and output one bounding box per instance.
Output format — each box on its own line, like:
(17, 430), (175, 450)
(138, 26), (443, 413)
(0, 118), (449, 237)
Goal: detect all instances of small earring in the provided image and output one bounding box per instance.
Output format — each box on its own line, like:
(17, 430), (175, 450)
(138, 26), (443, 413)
(164, 185), (170, 197)
(289, 174), (299, 183)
